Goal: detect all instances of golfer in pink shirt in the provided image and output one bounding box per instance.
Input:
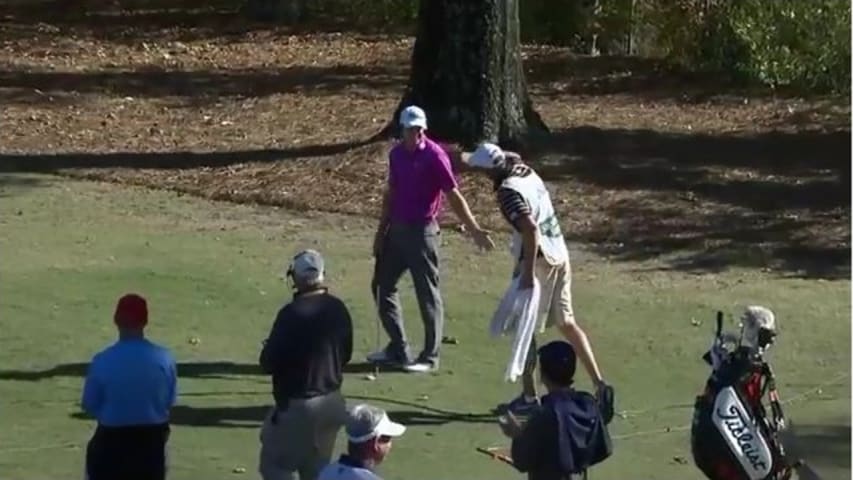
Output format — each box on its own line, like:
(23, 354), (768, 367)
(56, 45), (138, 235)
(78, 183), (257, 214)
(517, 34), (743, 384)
(368, 105), (494, 373)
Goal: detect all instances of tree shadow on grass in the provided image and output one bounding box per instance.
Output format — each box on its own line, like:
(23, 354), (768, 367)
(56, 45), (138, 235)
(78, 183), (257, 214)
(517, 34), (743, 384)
(525, 52), (851, 104)
(0, 0), (416, 43)
(0, 173), (50, 197)
(22, 361), (491, 429)
(0, 360), (389, 381)
(0, 361), (259, 380)
(163, 404), (492, 429)
(70, 404), (268, 428)
(0, 65), (406, 107)
(0, 136), (380, 173)
(527, 126), (851, 280)
(781, 421), (851, 476)
(367, 409), (495, 427)
(70, 396), (495, 429)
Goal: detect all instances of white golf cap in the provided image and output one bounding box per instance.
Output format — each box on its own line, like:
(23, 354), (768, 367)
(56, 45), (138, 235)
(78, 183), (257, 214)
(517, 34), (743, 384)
(740, 305), (777, 350)
(346, 404), (407, 443)
(287, 249), (325, 284)
(742, 305), (776, 331)
(462, 142), (506, 169)
(399, 105), (428, 129)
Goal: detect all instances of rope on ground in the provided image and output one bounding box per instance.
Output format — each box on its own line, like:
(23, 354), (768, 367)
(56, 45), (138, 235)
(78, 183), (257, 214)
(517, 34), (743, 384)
(611, 371), (850, 442)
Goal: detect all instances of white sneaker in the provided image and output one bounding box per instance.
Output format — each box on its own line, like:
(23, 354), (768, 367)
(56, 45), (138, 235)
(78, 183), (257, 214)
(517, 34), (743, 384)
(403, 361), (437, 373)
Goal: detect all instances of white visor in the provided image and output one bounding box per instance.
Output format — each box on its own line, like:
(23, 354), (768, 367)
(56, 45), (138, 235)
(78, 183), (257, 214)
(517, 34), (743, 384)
(348, 412), (407, 442)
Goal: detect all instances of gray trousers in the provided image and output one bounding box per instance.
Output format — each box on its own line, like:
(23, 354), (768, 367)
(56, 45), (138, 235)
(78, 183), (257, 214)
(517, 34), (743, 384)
(371, 222), (443, 365)
(258, 391), (347, 480)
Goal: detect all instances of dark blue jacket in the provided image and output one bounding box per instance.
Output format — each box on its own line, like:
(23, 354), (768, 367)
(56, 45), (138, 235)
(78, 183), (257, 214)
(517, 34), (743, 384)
(511, 389), (612, 480)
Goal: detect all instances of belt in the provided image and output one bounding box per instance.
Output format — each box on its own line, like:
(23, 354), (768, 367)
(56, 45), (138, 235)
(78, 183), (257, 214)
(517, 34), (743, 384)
(388, 221), (439, 233)
(272, 390), (339, 423)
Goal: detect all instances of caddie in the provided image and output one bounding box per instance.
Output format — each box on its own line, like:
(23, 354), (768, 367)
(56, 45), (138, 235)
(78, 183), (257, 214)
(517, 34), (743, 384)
(462, 142), (612, 415)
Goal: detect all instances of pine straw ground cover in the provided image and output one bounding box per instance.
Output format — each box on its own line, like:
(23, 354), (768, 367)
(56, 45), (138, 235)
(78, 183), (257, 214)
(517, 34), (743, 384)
(0, 2), (849, 279)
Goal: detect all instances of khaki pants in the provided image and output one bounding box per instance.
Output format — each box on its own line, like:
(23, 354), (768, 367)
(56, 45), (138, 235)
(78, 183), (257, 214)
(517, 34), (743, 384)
(258, 391), (348, 480)
(522, 257), (575, 396)
(535, 256), (575, 329)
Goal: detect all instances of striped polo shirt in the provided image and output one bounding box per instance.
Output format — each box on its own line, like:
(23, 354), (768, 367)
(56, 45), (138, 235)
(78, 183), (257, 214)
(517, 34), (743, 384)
(494, 163), (535, 230)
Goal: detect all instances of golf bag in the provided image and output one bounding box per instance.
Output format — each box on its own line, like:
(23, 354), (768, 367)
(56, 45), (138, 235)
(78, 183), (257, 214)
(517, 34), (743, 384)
(690, 311), (795, 480)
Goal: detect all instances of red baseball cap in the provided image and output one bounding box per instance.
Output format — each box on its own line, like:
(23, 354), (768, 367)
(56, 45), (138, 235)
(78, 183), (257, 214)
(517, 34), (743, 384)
(114, 293), (148, 329)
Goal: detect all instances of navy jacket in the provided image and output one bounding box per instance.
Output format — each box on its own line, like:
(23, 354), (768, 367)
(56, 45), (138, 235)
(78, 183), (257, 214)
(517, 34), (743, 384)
(511, 389), (612, 480)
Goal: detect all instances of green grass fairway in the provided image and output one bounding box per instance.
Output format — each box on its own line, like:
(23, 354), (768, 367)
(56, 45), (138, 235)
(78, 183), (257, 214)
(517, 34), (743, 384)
(0, 173), (849, 480)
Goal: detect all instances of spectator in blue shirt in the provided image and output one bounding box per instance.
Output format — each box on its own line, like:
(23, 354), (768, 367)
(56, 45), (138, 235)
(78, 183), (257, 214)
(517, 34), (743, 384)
(82, 293), (178, 480)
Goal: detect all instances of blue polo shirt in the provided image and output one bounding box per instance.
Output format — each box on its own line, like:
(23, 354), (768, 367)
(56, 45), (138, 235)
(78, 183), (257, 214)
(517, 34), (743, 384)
(317, 455), (383, 480)
(81, 337), (177, 427)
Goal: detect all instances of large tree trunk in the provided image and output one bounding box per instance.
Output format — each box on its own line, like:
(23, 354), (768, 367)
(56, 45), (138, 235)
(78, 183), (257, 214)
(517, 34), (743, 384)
(385, 0), (548, 149)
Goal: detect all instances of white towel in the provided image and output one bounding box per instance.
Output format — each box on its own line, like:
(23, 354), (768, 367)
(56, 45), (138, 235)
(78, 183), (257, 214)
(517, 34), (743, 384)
(489, 276), (541, 382)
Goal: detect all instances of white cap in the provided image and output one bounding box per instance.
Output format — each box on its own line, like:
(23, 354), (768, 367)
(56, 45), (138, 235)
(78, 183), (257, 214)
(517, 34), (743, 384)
(287, 249), (325, 284)
(399, 105), (428, 129)
(463, 142), (506, 169)
(346, 404), (407, 443)
(740, 305), (776, 349)
(741, 305), (776, 331)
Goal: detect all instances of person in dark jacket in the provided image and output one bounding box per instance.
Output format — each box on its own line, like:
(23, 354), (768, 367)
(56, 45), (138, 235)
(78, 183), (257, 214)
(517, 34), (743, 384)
(82, 293), (178, 480)
(259, 249), (354, 480)
(498, 341), (613, 480)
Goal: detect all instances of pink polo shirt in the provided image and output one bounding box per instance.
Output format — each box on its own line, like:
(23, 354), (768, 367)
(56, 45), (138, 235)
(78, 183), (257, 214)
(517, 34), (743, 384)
(387, 136), (458, 225)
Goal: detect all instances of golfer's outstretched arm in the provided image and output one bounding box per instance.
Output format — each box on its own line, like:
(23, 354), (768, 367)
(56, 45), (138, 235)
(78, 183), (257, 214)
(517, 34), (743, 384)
(445, 188), (482, 232)
(433, 147), (482, 233)
(446, 189), (495, 250)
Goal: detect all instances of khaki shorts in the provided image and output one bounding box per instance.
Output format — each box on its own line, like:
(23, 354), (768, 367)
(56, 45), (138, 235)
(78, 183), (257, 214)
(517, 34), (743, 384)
(258, 391), (348, 480)
(534, 256), (575, 329)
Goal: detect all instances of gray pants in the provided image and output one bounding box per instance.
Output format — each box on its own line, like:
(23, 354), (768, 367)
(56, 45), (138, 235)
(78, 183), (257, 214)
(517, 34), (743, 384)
(371, 222), (443, 366)
(258, 391), (347, 480)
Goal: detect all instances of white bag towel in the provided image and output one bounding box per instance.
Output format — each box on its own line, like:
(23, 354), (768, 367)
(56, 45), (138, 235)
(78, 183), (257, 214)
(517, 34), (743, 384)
(489, 276), (541, 382)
